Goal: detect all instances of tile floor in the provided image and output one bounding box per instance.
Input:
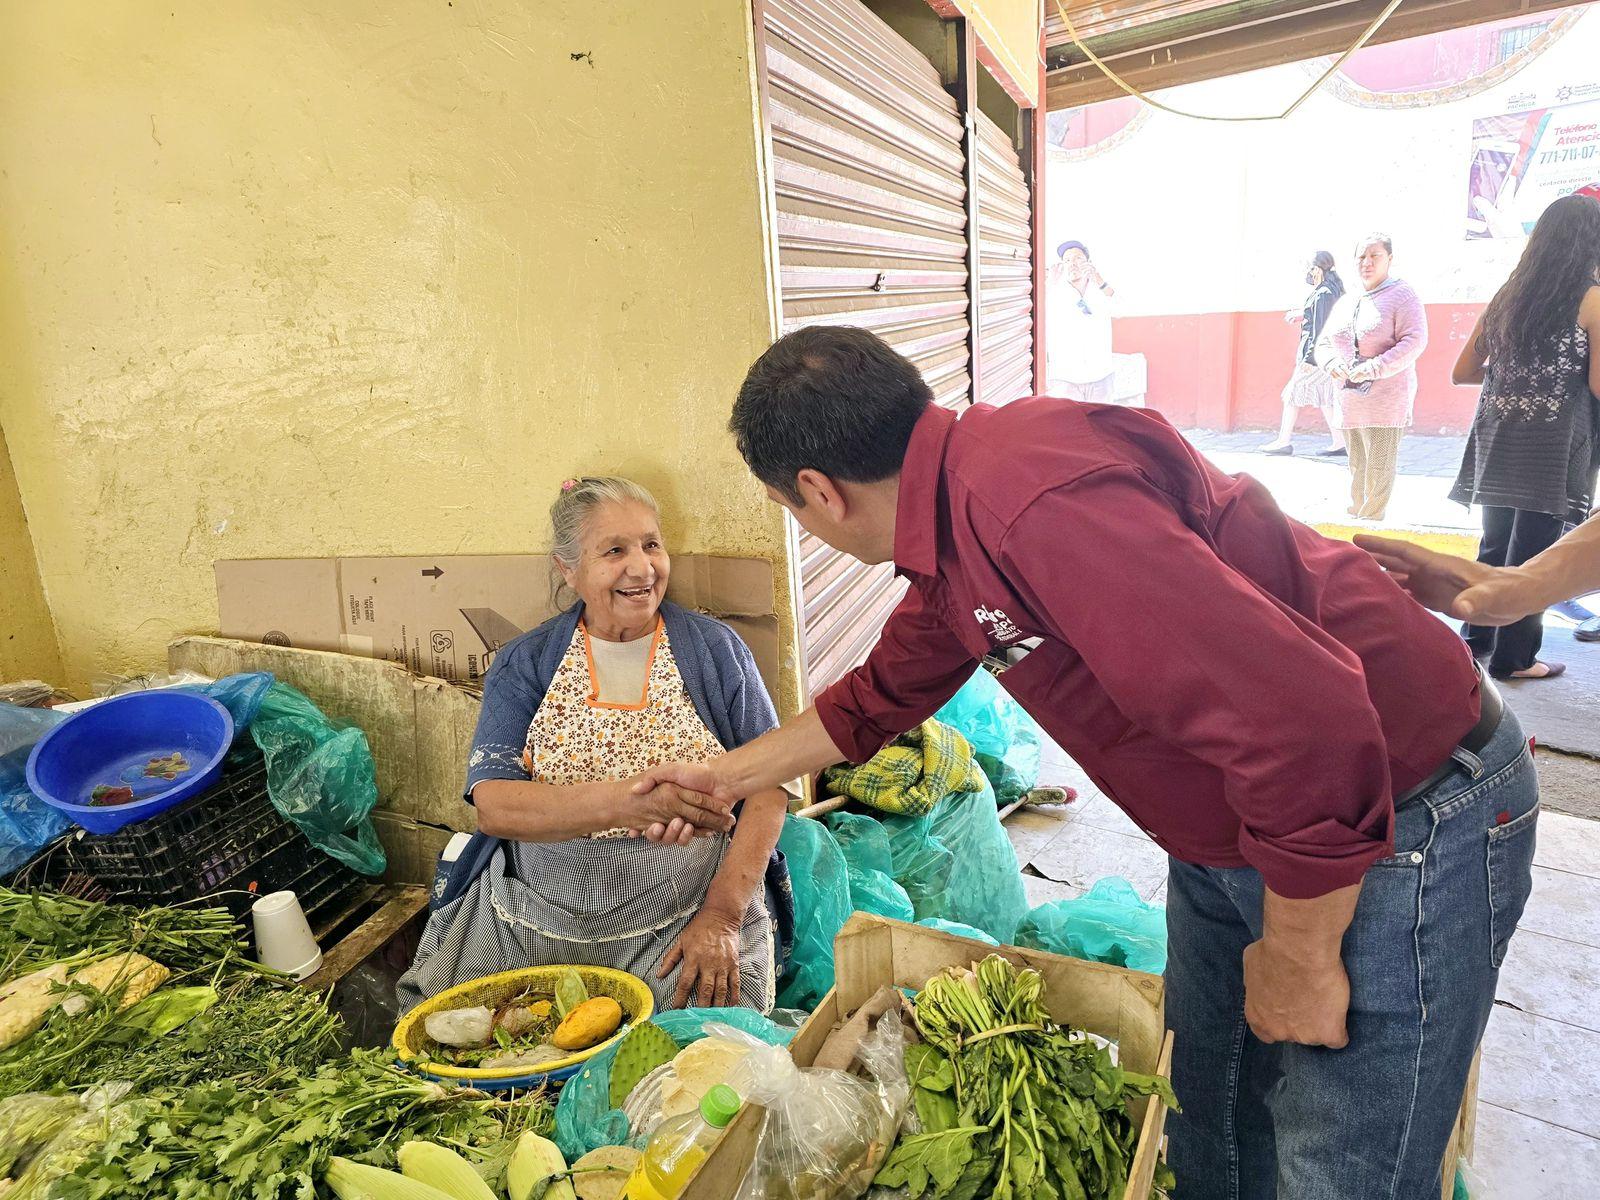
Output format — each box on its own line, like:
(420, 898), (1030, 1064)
(1008, 744), (1600, 1198)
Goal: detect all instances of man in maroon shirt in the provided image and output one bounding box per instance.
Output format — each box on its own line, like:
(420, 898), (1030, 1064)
(635, 327), (1539, 1198)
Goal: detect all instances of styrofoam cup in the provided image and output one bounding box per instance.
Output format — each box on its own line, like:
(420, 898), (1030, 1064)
(251, 889), (323, 980)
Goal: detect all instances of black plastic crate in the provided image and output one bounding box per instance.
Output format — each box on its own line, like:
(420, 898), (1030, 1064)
(67, 742), (365, 925)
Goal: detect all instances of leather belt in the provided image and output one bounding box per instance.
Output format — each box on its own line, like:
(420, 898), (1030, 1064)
(1394, 664), (1505, 810)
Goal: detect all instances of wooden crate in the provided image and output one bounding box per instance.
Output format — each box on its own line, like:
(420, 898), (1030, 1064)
(682, 913), (1174, 1200)
(1441, 1050), (1481, 1200)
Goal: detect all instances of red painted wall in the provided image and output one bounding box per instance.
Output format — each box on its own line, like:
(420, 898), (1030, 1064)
(1112, 303), (1486, 435)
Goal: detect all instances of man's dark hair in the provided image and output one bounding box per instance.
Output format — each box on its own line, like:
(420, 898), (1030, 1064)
(731, 326), (932, 505)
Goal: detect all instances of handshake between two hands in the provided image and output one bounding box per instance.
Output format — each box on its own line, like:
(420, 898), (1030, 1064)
(624, 762), (741, 845)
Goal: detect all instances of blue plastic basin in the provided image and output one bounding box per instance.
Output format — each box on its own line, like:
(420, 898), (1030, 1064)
(27, 691), (235, 835)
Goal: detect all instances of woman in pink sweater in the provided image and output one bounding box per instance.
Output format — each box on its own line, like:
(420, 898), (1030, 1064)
(1315, 235), (1430, 520)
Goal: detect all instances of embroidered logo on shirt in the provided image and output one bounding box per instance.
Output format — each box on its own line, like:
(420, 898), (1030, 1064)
(974, 605), (1022, 644)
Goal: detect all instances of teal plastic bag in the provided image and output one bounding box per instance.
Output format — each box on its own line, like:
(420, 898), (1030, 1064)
(192, 672), (275, 734)
(0, 705), (69, 876)
(553, 1007), (793, 1162)
(774, 815), (853, 1010)
(934, 668), (1043, 806)
(882, 779), (1028, 944)
(1013, 876), (1167, 974)
(249, 683), (386, 876)
(823, 811), (915, 923)
(916, 918), (997, 945)
(775, 787), (1026, 1007)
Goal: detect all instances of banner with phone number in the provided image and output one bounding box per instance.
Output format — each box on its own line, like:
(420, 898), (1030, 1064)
(1465, 98), (1600, 239)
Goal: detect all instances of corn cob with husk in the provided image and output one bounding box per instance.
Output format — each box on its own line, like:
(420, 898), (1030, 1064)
(59, 953), (170, 1016)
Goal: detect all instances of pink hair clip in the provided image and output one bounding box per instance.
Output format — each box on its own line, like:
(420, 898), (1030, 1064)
(561, 479), (578, 492)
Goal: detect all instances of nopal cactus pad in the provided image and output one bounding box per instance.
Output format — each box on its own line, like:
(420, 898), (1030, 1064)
(608, 1021), (681, 1110)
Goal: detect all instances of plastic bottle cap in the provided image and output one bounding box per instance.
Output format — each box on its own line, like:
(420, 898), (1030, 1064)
(700, 1084), (741, 1127)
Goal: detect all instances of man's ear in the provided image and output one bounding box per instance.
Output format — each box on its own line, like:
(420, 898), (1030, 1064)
(795, 468), (848, 522)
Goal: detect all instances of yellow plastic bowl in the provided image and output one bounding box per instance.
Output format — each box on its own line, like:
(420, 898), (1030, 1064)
(392, 964), (654, 1084)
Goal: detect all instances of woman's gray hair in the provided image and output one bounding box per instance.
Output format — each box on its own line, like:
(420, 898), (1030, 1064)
(549, 476), (660, 603)
(1357, 232), (1394, 255)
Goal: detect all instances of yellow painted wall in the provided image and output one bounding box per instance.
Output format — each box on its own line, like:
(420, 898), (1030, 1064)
(0, 428), (64, 684)
(951, 0), (1041, 107)
(0, 1), (798, 706)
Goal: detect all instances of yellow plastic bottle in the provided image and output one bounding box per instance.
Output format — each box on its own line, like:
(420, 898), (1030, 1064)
(622, 1084), (742, 1200)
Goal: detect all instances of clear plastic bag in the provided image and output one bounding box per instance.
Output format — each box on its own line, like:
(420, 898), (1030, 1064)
(249, 682), (386, 876)
(721, 1012), (908, 1200)
(0, 704), (69, 876)
(553, 1007), (794, 1163)
(0, 1091), (81, 1178)
(1454, 1161), (1489, 1199)
(93, 669), (214, 697)
(1013, 876), (1168, 974)
(933, 668), (1042, 807)
(8, 1085), (133, 1200)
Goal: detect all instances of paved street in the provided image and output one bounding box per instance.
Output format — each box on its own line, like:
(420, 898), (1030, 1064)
(1183, 429), (1468, 479)
(1181, 428), (1476, 533)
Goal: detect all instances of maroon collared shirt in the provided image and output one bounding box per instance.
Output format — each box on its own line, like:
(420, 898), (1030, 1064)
(815, 399), (1481, 899)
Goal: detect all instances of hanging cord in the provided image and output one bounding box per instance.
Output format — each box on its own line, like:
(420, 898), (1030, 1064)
(1049, 0), (1407, 122)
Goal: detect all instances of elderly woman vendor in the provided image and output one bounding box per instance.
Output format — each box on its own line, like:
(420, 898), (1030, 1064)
(398, 476), (792, 1014)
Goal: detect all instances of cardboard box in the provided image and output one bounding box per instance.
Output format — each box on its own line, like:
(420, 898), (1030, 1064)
(681, 914), (1175, 1200)
(338, 556), (548, 682)
(215, 553), (780, 694)
(211, 558), (344, 653)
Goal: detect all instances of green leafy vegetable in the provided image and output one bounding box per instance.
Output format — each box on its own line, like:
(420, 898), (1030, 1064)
(118, 984), (219, 1040)
(876, 956), (1178, 1200)
(873, 1126), (984, 1195)
(48, 1049), (550, 1200)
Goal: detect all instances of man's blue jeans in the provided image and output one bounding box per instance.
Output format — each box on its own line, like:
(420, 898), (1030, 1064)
(1165, 707), (1538, 1199)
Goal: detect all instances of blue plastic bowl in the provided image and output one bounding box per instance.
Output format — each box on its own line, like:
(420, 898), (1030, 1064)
(27, 691), (235, 835)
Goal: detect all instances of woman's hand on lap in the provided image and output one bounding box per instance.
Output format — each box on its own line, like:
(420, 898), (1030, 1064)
(661, 909), (742, 1008)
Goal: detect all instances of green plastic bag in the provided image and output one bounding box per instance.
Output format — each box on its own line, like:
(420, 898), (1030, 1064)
(916, 918), (997, 945)
(882, 779), (1029, 944)
(823, 811), (916, 924)
(934, 667), (1043, 806)
(774, 815), (853, 1010)
(1013, 876), (1167, 974)
(250, 683), (386, 876)
(553, 1007), (793, 1162)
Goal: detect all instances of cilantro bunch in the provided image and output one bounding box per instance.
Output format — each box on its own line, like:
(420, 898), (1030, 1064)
(48, 1049), (548, 1200)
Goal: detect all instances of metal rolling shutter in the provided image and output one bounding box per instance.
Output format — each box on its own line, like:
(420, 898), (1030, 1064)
(975, 110), (1034, 406)
(762, 0), (971, 697)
